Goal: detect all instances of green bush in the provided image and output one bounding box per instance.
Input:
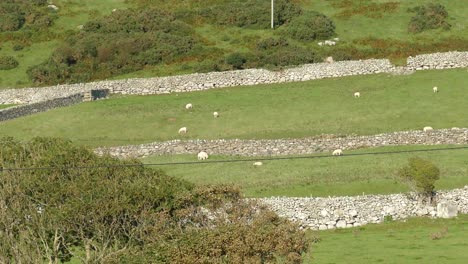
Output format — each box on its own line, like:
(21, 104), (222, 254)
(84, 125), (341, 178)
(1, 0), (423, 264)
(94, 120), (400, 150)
(225, 52), (248, 69)
(285, 11), (336, 41)
(202, 0), (301, 29)
(408, 3), (451, 33)
(0, 137), (309, 263)
(0, 55), (19, 70)
(0, 1), (55, 32)
(398, 157), (440, 203)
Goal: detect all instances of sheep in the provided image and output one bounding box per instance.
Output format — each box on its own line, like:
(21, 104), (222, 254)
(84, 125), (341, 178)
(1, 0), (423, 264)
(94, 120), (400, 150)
(178, 127), (187, 134)
(48, 4), (59, 11)
(197, 151), (209, 160)
(253, 161), (263, 166)
(213, 111), (219, 118)
(185, 103), (193, 110)
(333, 37), (340, 41)
(433, 86), (438, 93)
(332, 149), (343, 156)
(423, 126), (433, 132)
(318, 42), (324, 46)
(354, 92), (360, 98)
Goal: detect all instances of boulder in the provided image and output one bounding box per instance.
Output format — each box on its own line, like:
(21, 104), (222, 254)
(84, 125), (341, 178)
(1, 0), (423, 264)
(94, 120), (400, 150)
(437, 201), (458, 218)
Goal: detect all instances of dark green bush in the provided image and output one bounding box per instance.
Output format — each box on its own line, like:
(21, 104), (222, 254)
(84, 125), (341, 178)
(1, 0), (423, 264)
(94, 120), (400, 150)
(0, 55), (19, 70)
(408, 3), (451, 33)
(12, 43), (24, 51)
(0, 0), (55, 32)
(285, 11), (336, 41)
(225, 52), (248, 69)
(202, 0), (301, 29)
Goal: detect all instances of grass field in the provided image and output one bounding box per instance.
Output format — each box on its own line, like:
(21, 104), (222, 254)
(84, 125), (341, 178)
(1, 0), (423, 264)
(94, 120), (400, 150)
(306, 214), (468, 263)
(0, 0), (467, 88)
(0, 69), (466, 146)
(140, 145), (468, 198)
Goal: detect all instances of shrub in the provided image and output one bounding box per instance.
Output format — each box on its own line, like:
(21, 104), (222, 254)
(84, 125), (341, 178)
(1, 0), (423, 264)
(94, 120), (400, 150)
(225, 52), (248, 69)
(0, 55), (19, 70)
(408, 3), (451, 33)
(0, 1), (55, 32)
(12, 43), (24, 51)
(0, 137), (310, 263)
(285, 11), (335, 41)
(398, 157), (440, 204)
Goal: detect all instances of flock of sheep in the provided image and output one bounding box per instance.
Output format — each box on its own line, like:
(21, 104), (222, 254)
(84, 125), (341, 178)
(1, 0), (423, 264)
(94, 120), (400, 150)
(182, 85), (442, 162)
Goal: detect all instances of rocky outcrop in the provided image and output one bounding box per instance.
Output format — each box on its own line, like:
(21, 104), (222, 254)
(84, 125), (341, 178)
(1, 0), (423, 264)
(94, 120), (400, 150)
(94, 128), (468, 158)
(257, 186), (468, 230)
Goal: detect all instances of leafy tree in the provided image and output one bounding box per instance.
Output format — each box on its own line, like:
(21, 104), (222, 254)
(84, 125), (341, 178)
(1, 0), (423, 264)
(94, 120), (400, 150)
(398, 157), (440, 204)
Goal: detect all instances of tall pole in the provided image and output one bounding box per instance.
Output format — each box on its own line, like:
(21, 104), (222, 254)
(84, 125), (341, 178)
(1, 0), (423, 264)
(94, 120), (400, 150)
(271, 0), (274, 29)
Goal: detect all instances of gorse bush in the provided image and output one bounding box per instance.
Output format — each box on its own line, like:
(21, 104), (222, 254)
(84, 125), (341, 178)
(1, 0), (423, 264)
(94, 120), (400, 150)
(0, 137), (309, 263)
(27, 9), (201, 85)
(285, 11), (336, 41)
(201, 0), (301, 29)
(408, 3), (451, 33)
(0, 0), (55, 32)
(0, 55), (19, 70)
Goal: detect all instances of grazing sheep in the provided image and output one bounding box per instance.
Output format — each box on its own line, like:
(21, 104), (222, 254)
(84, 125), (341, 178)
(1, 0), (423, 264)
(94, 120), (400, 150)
(332, 149), (343, 156)
(433, 86), (438, 93)
(112, 8), (117, 12)
(197, 151), (209, 160)
(48, 5), (59, 11)
(423, 126), (433, 132)
(333, 37), (340, 41)
(213, 111), (219, 118)
(318, 42), (324, 46)
(185, 103), (193, 110)
(178, 127), (187, 134)
(354, 92), (360, 98)
(253, 161), (263, 166)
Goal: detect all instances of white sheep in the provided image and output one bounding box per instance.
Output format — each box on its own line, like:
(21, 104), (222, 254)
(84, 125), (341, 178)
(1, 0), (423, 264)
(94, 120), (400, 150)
(423, 126), (433, 132)
(433, 86), (438, 93)
(253, 161), (263, 166)
(318, 42), (324, 46)
(332, 149), (343, 156)
(185, 103), (193, 110)
(178, 127), (187, 134)
(197, 151), (209, 160)
(213, 111), (219, 118)
(354, 92), (360, 98)
(48, 4), (59, 11)
(333, 37), (340, 41)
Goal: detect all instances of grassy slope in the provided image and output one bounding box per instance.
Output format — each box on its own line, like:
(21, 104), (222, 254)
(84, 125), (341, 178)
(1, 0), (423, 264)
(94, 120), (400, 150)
(0, 0), (467, 88)
(307, 214), (468, 264)
(140, 145), (468, 198)
(0, 69), (466, 146)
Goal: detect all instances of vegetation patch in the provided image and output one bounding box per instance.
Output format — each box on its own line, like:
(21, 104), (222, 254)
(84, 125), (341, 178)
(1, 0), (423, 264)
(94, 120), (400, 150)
(284, 11), (336, 41)
(0, 137), (309, 262)
(328, 0), (400, 19)
(0, 55), (19, 70)
(408, 3), (451, 33)
(0, 0), (56, 32)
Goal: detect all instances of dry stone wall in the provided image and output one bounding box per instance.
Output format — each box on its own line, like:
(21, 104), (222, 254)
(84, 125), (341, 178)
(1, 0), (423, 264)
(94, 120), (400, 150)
(257, 186), (468, 230)
(0, 51), (467, 105)
(95, 128), (468, 158)
(0, 93), (83, 122)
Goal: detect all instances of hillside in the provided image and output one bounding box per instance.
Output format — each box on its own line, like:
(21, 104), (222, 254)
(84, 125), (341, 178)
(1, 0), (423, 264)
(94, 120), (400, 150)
(0, 0), (467, 88)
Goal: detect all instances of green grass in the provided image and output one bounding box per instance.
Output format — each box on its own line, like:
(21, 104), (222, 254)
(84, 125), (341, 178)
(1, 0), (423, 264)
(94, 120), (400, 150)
(307, 214), (468, 263)
(139, 145), (468, 198)
(0, 69), (466, 146)
(0, 104), (14, 109)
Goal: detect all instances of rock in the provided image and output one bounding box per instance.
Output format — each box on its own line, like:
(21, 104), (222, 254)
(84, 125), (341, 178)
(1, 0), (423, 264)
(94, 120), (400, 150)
(336, 220), (347, 228)
(437, 201), (458, 218)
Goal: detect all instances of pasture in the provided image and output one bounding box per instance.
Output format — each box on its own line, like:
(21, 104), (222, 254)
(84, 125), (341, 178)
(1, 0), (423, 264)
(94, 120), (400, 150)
(141, 145), (468, 197)
(307, 214), (468, 263)
(0, 69), (466, 146)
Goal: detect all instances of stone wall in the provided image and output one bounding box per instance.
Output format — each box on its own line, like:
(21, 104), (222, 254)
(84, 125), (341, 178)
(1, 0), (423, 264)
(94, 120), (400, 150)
(258, 186), (468, 230)
(0, 93), (83, 122)
(94, 128), (468, 158)
(0, 51), (466, 105)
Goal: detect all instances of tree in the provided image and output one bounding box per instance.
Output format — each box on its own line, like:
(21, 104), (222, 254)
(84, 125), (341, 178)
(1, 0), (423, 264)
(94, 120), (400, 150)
(398, 157), (440, 204)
